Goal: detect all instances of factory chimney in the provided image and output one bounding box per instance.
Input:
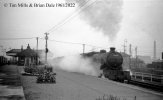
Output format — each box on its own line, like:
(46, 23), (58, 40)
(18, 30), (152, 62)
(153, 40), (156, 61)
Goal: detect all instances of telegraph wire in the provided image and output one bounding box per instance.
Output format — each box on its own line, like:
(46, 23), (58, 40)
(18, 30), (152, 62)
(39, 37), (82, 45)
(0, 0), (123, 52)
(49, 39), (108, 49)
(47, 0), (91, 33)
(49, 39), (83, 45)
(47, 0), (97, 33)
(39, 37), (109, 50)
(0, 37), (36, 40)
(41, 0), (103, 52)
(0, 37), (155, 53)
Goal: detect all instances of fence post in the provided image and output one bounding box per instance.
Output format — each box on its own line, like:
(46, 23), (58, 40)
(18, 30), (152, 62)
(151, 74), (153, 82)
(161, 76), (163, 84)
(135, 72), (136, 79)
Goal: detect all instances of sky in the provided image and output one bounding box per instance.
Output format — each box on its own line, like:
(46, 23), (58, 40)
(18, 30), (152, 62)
(0, 0), (163, 59)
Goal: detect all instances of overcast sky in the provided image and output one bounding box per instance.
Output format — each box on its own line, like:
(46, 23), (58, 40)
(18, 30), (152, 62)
(0, 0), (163, 59)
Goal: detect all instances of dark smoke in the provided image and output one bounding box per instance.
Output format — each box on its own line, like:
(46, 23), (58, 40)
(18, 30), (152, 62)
(67, 0), (123, 40)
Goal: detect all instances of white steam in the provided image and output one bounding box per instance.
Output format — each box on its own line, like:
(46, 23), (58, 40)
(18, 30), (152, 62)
(67, 0), (123, 40)
(50, 55), (101, 76)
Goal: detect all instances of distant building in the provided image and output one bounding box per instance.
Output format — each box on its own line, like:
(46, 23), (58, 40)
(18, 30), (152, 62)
(6, 44), (53, 65)
(6, 49), (22, 57)
(120, 52), (146, 70)
(6, 49), (22, 64)
(17, 44), (38, 66)
(147, 60), (163, 70)
(137, 55), (152, 64)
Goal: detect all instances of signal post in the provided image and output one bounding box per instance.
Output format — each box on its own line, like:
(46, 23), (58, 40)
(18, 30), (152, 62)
(45, 33), (49, 64)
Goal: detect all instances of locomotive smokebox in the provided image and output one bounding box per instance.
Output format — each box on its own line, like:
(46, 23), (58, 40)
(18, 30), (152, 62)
(105, 47), (123, 70)
(110, 47), (115, 52)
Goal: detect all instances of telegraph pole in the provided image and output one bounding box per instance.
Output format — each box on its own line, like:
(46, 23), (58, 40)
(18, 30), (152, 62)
(36, 37), (39, 51)
(135, 46), (138, 68)
(122, 39), (127, 54)
(129, 44), (132, 57)
(153, 40), (156, 61)
(36, 37), (39, 65)
(45, 33), (49, 64)
(129, 44), (132, 69)
(135, 46), (137, 58)
(83, 44), (85, 54)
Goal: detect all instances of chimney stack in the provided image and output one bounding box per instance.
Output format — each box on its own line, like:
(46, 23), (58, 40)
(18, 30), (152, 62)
(110, 47), (115, 52)
(21, 45), (23, 51)
(153, 40), (156, 60)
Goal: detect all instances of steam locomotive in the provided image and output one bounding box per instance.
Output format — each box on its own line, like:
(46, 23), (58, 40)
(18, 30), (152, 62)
(84, 47), (131, 82)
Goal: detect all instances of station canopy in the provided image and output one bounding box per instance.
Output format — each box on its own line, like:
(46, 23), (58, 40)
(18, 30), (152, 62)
(17, 44), (38, 57)
(6, 49), (21, 57)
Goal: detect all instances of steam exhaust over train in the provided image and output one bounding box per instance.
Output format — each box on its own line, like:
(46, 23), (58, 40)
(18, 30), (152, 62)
(51, 47), (131, 82)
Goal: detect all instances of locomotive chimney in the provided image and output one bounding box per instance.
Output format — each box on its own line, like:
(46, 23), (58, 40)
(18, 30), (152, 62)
(110, 47), (115, 52)
(100, 50), (106, 53)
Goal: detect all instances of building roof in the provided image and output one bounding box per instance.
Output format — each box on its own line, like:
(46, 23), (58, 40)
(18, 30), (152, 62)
(6, 44), (54, 58)
(17, 44), (37, 57)
(120, 52), (130, 57)
(6, 49), (21, 53)
(6, 49), (22, 57)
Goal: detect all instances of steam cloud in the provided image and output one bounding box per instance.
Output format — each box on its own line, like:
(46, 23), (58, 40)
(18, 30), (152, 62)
(49, 0), (123, 75)
(49, 55), (101, 76)
(67, 0), (123, 40)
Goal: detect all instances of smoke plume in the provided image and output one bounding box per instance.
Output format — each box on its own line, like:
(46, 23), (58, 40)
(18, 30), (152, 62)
(67, 0), (123, 40)
(49, 55), (101, 76)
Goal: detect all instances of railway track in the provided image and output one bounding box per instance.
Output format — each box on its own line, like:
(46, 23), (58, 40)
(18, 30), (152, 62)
(128, 72), (163, 92)
(129, 79), (163, 92)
